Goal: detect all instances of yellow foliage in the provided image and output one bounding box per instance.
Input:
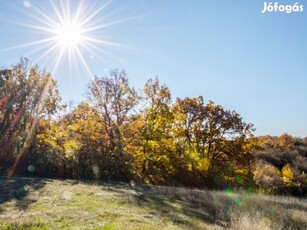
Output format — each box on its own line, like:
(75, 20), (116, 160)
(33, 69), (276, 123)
(197, 157), (210, 171)
(188, 149), (210, 172)
(64, 140), (80, 158)
(282, 164), (294, 185)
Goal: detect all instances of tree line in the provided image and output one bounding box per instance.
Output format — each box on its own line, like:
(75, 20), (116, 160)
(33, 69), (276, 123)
(1, 59), (306, 195)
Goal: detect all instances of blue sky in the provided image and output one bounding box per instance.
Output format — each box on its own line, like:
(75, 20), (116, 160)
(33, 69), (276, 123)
(0, 0), (306, 137)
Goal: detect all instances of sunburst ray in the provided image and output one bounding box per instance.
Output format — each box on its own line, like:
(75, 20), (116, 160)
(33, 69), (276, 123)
(0, 0), (143, 80)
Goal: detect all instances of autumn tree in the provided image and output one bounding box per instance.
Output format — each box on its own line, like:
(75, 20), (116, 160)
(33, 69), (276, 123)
(86, 70), (139, 180)
(26, 118), (65, 177)
(0, 58), (60, 176)
(130, 78), (177, 184)
(60, 102), (104, 179)
(173, 96), (255, 187)
(282, 164), (294, 186)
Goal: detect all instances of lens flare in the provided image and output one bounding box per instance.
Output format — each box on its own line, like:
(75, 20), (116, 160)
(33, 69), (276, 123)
(23, 1), (31, 8)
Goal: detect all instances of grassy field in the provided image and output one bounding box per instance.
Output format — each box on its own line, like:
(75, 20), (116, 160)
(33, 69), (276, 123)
(0, 177), (306, 229)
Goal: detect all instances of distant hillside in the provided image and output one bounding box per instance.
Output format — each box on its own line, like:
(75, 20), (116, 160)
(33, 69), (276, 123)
(253, 134), (307, 195)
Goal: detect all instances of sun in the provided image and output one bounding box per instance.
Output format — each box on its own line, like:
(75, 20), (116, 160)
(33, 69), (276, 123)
(0, 0), (136, 76)
(55, 21), (83, 48)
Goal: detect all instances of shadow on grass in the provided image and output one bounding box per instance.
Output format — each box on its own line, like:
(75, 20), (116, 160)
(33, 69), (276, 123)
(0, 176), (46, 212)
(84, 181), (229, 229)
(96, 183), (307, 229)
(135, 192), (218, 229)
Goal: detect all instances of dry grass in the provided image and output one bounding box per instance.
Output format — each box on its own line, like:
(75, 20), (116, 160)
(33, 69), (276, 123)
(0, 177), (306, 229)
(155, 186), (307, 230)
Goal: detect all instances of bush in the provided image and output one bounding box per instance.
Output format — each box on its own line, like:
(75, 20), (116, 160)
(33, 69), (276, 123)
(253, 160), (283, 193)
